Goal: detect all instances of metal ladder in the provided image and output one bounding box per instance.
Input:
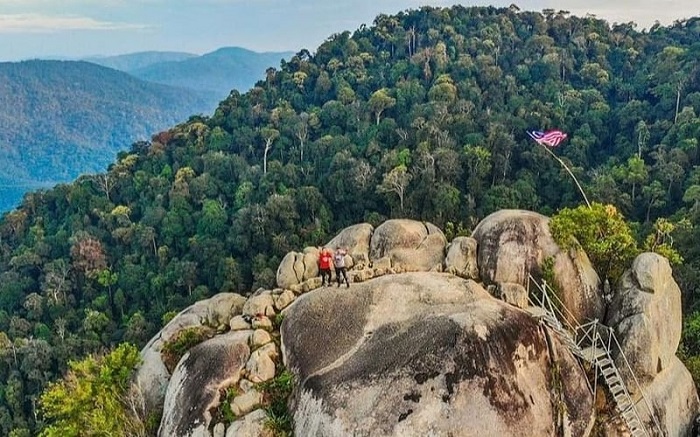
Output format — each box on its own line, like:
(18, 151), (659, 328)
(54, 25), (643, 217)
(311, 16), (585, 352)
(525, 276), (661, 437)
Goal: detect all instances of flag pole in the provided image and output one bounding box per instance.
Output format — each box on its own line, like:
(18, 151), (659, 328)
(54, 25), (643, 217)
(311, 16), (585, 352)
(538, 143), (592, 209)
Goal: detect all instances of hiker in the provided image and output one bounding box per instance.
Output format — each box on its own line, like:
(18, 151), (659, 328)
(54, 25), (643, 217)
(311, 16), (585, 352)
(318, 247), (333, 286)
(334, 247), (350, 288)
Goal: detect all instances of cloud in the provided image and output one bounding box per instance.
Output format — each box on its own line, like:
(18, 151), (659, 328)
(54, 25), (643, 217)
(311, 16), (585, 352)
(0, 13), (149, 33)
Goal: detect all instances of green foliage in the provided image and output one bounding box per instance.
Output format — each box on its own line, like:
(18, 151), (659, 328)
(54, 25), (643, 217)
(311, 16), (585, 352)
(444, 221), (471, 241)
(161, 327), (214, 372)
(1, 5), (700, 432)
(273, 312), (286, 330)
(161, 311), (178, 326)
(550, 203), (639, 283)
(642, 218), (685, 265)
(259, 369), (295, 437)
(211, 386), (241, 426)
(38, 343), (142, 437)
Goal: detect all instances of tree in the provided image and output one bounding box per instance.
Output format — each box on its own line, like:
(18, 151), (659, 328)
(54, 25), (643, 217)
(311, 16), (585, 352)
(623, 155), (648, 203)
(549, 203), (639, 283)
(368, 89), (396, 125)
(260, 127), (280, 174)
(377, 165), (412, 214)
(39, 343), (144, 437)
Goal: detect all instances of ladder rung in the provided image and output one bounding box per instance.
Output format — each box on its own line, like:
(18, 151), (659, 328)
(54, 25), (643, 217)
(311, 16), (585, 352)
(597, 358), (612, 367)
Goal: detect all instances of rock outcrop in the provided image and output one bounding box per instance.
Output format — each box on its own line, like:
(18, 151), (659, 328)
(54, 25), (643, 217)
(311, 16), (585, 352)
(136, 293), (247, 412)
(471, 209), (604, 323)
(136, 212), (700, 437)
(605, 253), (696, 435)
(444, 236), (479, 279)
(326, 222), (374, 268)
(158, 331), (251, 437)
(369, 219), (446, 272)
(607, 252), (682, 381)
(282, 272), (595, 437)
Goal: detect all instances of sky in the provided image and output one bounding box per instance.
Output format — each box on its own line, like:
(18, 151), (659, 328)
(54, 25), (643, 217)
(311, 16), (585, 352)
(0, 0), (698, 61)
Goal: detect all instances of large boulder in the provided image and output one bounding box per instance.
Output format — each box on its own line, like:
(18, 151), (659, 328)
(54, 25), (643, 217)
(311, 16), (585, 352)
(444, 236), (479, 280)
(136, 293), (247, 414)
(277, 224), (374, 289)
(326, 223), (374, 268)
(636, 357), (700, 437)
(276, 247), (321, 289)
(606, 253), (683, 382)
(158, 331), (251, 437)
(369, 220), (446, 272)
(281, 272), (594, 437)
(471, 209), (603, 323)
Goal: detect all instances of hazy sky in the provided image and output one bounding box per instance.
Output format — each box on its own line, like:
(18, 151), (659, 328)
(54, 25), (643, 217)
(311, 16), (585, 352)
(0, 0), (698, 61)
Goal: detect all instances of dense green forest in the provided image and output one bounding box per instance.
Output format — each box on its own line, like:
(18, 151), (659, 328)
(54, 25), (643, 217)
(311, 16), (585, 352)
(2, 5), (700, 434)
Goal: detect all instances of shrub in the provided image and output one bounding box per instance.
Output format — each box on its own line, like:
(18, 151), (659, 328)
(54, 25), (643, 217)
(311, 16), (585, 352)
(550, 203), (638, 283)
(161, 326), (214, 372)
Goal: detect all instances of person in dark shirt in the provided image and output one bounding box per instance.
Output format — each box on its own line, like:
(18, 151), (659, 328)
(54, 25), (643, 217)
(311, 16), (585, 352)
(334, 247), (350, 288)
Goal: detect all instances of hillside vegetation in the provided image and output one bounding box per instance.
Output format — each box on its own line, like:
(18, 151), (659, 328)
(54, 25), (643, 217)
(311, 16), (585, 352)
(1, 5), (700, 434)
(0, 60), (211, 212)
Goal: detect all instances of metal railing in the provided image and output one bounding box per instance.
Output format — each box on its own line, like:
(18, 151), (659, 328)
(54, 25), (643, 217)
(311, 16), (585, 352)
(526, 274), (663, 436)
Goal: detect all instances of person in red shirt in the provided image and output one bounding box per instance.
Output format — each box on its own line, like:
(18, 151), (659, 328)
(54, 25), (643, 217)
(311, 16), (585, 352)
(318, 247), (333, 286)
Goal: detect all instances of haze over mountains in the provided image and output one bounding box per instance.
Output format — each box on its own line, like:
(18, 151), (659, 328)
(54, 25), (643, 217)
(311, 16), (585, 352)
(0, 47), (292, 212)
(87, 47), (293, 110)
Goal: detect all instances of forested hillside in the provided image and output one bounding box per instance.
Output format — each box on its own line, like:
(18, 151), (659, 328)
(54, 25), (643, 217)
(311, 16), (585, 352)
(0, 60), (211, 212)
(125, 47), (294, 110)
(2, 5), (700, 434)
(85, 51), (198, 72)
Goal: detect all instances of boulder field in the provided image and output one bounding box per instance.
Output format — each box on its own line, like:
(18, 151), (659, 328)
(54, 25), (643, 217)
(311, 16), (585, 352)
(133, 210), (699, 436)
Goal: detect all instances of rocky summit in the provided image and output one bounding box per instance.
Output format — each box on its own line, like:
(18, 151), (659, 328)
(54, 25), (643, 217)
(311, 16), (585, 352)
(134, 210), (700, 437)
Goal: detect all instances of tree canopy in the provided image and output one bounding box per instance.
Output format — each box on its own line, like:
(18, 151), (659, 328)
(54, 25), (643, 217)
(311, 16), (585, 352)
(2, 5), (700, 434)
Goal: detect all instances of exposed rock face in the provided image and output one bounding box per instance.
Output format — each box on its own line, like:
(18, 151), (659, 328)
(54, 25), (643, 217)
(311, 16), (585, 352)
(158, 331), (251, 437)
(471, 209), (603, 323)
(326, 223), (374, 268)
(607, 253), (683, 382)
(225, 409), (269, 437)
(444, 236), (479, 279)
(369, 220), (446, 272)
(640, 357), (700, 437)
(137, 214), (700, 437)
(281, 272), (594, 437)
(276, 247), (321, 290)
(136, 293), (247, 413)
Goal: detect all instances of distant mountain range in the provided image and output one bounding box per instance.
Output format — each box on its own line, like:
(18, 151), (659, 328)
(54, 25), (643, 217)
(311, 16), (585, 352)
(0, 47), (292, 212)
(85, 51), (198, 72)
(87, 47), (294, 110)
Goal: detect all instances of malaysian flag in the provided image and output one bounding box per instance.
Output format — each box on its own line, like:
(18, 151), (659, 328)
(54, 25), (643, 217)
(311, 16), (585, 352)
(527, 130), (568, 147)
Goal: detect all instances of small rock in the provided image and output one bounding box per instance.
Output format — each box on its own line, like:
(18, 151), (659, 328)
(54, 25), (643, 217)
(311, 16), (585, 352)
(274, 289), (296, 310)
(498, 282), (529, 309)
(373, 256), (392, 271)
(229, 315), (251, 331)
(251, 329), (272, 347)
(231, 389), (262, 417)
(242, 292), (275, 317)
(246, 350), (276, 383)
(213, 422), (225, 437)
(252, 316), (273, 331)
(258, 342), (279, 361)
(225, 409), (268, 437)
(239, 378), (255, 393)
